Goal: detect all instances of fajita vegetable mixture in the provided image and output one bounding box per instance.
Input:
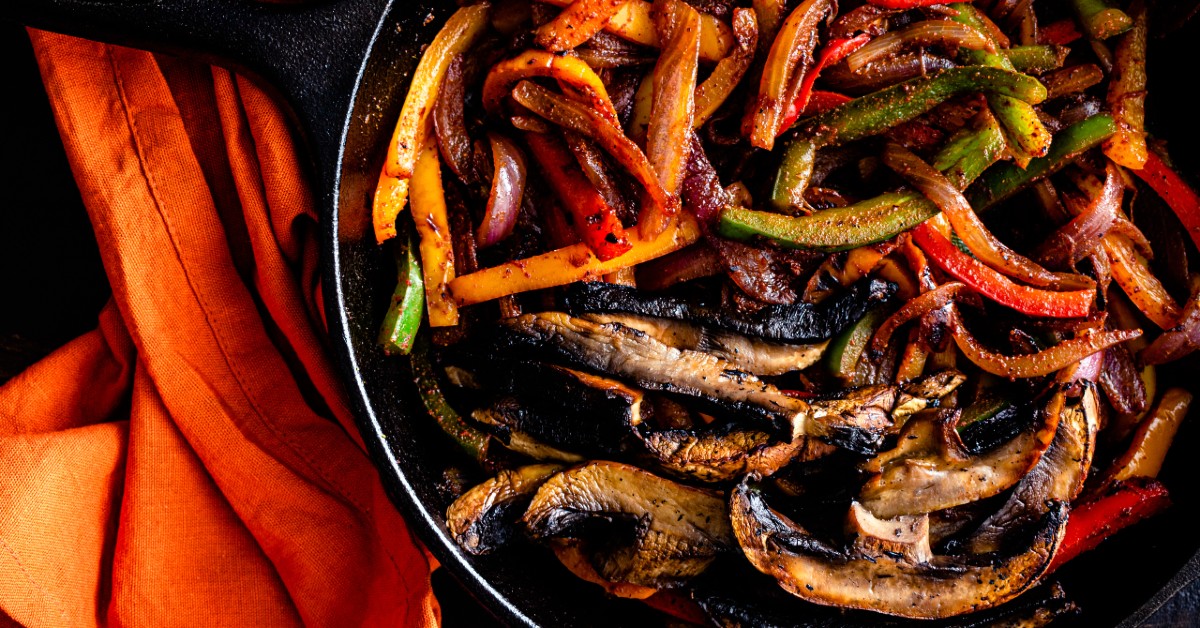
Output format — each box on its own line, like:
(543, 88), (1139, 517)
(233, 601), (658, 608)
(374, 0), (1197, 622)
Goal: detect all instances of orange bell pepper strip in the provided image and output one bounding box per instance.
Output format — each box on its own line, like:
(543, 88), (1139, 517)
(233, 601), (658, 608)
(534, 0), (733, 62)
(482, 50), (618, 120)
(912, 222), (1095, 318)
(1103, 232), (1182, 329)
(448, 215), (701, 306)
(409, 146), (460, 327)
(1108, 387), (1192, 483)
(384, 3), (490, 179)
(535, 0), (629, 52)
(524, 132), (632, 262)
(693, 8), (758, 128)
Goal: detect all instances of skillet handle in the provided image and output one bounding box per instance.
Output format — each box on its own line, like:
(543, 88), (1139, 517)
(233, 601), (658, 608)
(11, 0), (387, 182)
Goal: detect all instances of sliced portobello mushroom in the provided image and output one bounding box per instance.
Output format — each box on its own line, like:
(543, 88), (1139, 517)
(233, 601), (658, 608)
(730, 482), (1068, 619)
(496, 312), (963, 453)
(471, 402), (586, 463)
(966, 386), (1100, 554)
(446, 463), (565, 555)
(638, 426), (817, 484)
(562, 279), (896, 343)
(858, 397), (1062, 519)
(452, 361), (644, 455)
(581, 312), (828, 376)
(522, 460), (734, 588)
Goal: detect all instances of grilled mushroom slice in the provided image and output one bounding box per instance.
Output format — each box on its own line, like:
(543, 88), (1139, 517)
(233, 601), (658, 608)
(858, 397), (1062, 519)
(446, 463), (565, 555)
(563, 278), (896, 343)
(730, 482), (1067, 619)
(582, 313), (828, 376)
(638, 427), (813, 483)
(967, 386), (1100, 554)
(496, 312), (963, 453)
(471, 402), (586, 463)
(522, 461), (734, 588)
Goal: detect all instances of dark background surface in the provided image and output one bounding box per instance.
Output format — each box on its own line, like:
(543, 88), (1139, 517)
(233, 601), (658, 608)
(0, 16), (1195, 628)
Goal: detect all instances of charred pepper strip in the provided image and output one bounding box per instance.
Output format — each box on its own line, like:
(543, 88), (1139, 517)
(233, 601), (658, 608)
(913, 224), (1096, 319)
(1069, 0), (1134, 41)
(524, 132), (632, 261)
(411, 338), (491, 464)
(378, 230), (425, 356)
(793, 67), (1047, 148)
(1047, 478), (1170, 574)
(720, 192), (938, 252)
(967, 114), (1117, 213)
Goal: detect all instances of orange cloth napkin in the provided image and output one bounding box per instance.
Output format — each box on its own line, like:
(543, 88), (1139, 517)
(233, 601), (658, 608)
(0, 31), (440, 627)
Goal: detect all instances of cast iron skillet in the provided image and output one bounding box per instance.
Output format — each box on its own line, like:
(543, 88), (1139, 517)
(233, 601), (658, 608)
(11, 1), (1200, 625)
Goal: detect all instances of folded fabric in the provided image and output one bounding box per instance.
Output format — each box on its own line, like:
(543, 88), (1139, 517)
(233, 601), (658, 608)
(0, 31), (439, 627)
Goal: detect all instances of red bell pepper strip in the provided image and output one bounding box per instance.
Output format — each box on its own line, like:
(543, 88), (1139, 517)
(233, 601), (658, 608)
(1039, 19), (1084, 45)
(524, 133), (633, 261)
(911, 222), (1095, 318)
(867, 0), (949, 7)
(1131, 151), (1200, 252)
(642, 590), (709, 625)
(801, 90), (853, 117)
(1048, 478), (1170, 573)
(778, 34), (871, 133)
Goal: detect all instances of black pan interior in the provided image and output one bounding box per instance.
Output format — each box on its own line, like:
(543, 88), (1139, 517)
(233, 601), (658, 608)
(326, 3), (1200, 626)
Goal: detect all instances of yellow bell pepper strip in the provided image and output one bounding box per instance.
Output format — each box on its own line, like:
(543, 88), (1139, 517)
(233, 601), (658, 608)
(746, 0), (832, 150)
(967, 114), (1117, 214)
(1108, 387), (1193, 483)
(645, 0), (700, 236)
(535, 0), (629, 52)
(534, 0), (733, 62)
(693, 8), (758, 128)
(448, 215), (700, 306)
(524, 132), (632, 261)
(411, 338), (492, 464)
(1046, 478), (1170, 575)
(378, 230), (425, 356)
(948, 306), (1140, 378)
(948, 3), (1051, 168)
(384, 3), (490, 179)
(720, 192), (939, 253)
(409, 146), (460, 328)
(1103, 2), (1147, 169)
(626, 71), (654, 144)
(913, 223), (1096, 319)
(482, 50), (618, 121)
(1103, 233), (1181, 330)
(1131, 151), (1200, 252)
(1069, 0), (1134, 41)
(372, 166), (411, 244)
(794, 67), (1047, 149)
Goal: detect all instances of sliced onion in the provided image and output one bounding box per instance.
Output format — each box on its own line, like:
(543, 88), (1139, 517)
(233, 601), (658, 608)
(476, 133), (527, 248)
(434, 55), (479, 186)
(868, 282), (967, 358)
(950, 305), (1141, 379)
(1109, 216), (1154, 260)
(1037, 161), (1123, 267)
(1104, 233), (1181, 330)
(680, 134), (731, 225)
(1099, 342), (1147, 414)
(846, 20), (994, 74)
(1140, 286), (1200, 365)
(823, 50), (958, 95)
(882, 142), (1091, 291)
(636, 243), (724, 290)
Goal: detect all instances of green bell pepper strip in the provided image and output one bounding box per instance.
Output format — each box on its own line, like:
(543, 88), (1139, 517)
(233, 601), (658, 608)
(1069, 0), (1133, 40)
(411, 338), (491, 464)
(949, 3), (1051, 166)
(827, 307), (890, 381)
(736, 117), (1004, 250)
(1002, 45), (1068, 74)
(792, 67), (1047, 148)
(378, 231), (425, 356)
(770, 138), (816, 212)
(956, 395), (1015, 431)
(719, 192), (938, 252)
(968, 114), (1117, 213)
